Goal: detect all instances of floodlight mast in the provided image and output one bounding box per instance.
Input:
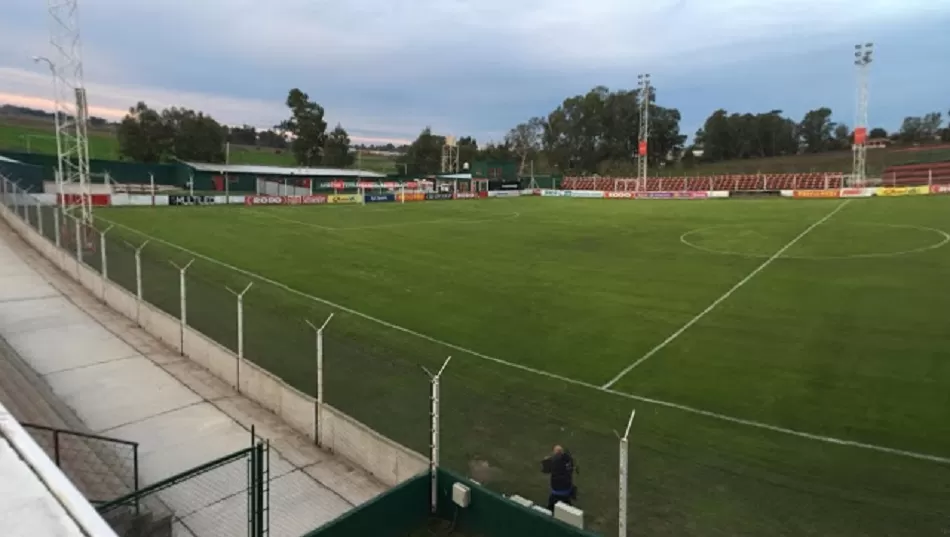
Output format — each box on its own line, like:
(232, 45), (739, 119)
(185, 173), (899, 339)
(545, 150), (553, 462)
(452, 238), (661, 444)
(852, 43), (873, 187)
(47, 0), (94, 224)
(637, 74), (651, 184)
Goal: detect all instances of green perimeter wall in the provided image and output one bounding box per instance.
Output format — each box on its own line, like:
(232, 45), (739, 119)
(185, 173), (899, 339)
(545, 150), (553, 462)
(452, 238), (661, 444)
(303, 469), (598, 537)
(0, 150), (187, 186)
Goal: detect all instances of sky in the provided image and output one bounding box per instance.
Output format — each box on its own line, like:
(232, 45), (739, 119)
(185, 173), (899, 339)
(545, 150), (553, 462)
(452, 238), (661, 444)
(1, 0), (948, 146)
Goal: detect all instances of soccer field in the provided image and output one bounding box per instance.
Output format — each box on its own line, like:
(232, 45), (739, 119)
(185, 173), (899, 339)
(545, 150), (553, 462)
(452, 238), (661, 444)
(92, 196), (950, 536)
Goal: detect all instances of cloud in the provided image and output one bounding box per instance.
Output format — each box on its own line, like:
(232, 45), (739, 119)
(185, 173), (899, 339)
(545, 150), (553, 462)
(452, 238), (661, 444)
(1, 0), (948, 144)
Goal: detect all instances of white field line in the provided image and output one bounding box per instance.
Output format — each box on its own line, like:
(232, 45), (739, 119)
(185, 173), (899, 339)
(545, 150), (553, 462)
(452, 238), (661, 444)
(95, 209), (950, 466)
(601, 200), (852, 389)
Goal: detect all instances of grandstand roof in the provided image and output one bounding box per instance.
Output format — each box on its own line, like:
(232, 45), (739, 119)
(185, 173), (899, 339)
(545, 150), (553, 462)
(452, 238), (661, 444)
(0, 155), (23, 164)
(182, 161), (386, 178)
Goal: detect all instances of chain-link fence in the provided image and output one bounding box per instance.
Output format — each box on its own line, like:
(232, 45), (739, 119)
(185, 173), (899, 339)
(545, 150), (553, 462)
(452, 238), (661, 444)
(97, 442), (270, 537)
(21, 423), (139, 506)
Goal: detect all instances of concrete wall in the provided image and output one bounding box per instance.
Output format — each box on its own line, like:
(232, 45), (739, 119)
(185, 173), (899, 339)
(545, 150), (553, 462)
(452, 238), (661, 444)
(0, 201), (428, 487)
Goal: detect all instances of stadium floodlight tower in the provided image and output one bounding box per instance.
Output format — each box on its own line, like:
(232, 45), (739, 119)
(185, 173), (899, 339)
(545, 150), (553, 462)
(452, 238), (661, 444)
(637, 73), (651, 184)
(441, 135), (459, 174)
(852, 42), (873, 186)
(45, 0), (94, 225)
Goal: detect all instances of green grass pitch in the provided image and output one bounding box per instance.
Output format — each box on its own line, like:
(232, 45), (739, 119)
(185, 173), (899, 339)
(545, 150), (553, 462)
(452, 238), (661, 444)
(81, 195), (949, 536)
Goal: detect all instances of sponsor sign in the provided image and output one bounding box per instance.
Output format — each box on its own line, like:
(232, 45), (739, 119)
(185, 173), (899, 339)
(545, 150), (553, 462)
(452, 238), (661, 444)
(637, 191), (707, 199)
(58, 194), (111, 207)
(708, 191), (731, 198)
(605, 191), (636, 199)
(397, 192), (426, 202)
(245, 195), (285, 206)
(930, 184), (950, 194)
(540, 189), (559, 197)
(169, 195), (215, 206)
(425, 192), (454, 201)
(793, 189), (840, 199)
(487, 190), (522, 198)
(287, 195), (328, 205)
(454, 192), (477, 199)
(876, 187), (916, 197)
(910, 185), (931, 195)
(840, 188), (873, 198)
(364, 194), (395, 203)
(563, 190), (604, 198)
(328, 194), (361, 204)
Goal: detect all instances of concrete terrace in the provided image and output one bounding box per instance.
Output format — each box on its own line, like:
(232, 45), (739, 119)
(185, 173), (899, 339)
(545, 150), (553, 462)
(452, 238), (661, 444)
(0, 222), (386, 537)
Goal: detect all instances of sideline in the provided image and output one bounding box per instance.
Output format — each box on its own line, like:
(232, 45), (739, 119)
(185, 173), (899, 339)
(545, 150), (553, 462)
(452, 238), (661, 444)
(93, 211), (950, 466)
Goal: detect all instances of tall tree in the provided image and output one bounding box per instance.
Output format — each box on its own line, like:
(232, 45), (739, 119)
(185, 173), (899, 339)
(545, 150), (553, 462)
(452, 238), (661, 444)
(833, 123), (851, 150)
(280, 88), (328, 166)
(323, 124), (354, 167)
(162, 107), (226, 162)
(398, 127), (444, 174)
(798, 107), (836, 153)
(899, 116), (924, 143)
(457, 136), (479, 171)
(117, 102), (172, 163)
(921, 112), (943, 140)
(506, 117), (544, 174)
(869, 127), (888, 139)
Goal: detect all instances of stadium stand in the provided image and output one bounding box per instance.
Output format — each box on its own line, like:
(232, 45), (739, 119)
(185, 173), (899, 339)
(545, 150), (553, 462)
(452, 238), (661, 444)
(881, 161), (950, 186)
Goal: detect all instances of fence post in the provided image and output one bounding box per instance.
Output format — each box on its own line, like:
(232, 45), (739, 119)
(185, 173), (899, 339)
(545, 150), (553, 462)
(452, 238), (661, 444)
(306, 313), (334, 446)
(53, 429), (61, 467)
(422, 356), (452, 514)
(618, 409), (636, 537)
(53, 209), (61, 248)
(929, 169), (933, 186)
(74, 215), (82, 261)
(130, 240), (150, 325)
(36, 201), (44, 236)
(99, 225), (114, 289)
(133, 444), (140, 516)
(170, 259), (195, 355)
(227, 283), (254, 392)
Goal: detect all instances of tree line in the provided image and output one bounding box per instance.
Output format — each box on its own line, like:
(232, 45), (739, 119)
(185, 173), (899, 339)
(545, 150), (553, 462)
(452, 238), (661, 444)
(116, 88), (356, 167)
(111, 84), (950, 174)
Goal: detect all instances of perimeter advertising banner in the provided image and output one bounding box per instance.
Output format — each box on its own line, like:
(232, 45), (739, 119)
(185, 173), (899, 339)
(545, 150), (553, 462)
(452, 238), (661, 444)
(58, 194), (112, 207)
(169, 195), (215, 205)
(876, 187), (913, 197)
(840, 188), (874, 198)
(397, 192), (426, 202)
(487, 190), (522, 198)
(792, 189), (840, 199)
(328, 194), (361, 204)
(244, 195), (328, 205)
(364, 194), (396, 203)
(605, 191), (636, 199)
(425, 192), (454, 201)
(454, 192), (478, 199)
(930, 184), (950, 194)
(639, 191), (709, 199)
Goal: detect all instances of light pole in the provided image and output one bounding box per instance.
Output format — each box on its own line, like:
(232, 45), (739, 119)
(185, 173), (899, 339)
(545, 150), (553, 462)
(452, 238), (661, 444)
(637, 73), (651, 186)
(852, 43), (873, 186)
(33, 56), (65, 210)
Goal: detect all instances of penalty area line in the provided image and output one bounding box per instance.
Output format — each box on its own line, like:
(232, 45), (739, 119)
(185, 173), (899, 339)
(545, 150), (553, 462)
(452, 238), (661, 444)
(602, 199), (852, 389)
(94, 210), (950, 466)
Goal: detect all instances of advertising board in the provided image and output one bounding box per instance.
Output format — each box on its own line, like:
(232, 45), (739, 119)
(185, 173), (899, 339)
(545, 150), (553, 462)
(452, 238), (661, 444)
(730, 190), (781, 198)
(244, 195), (328, 206)
(562, 190), (604, 198)
(540, 189), (559, 197)
(487, 190), (522, 198)
(169, 195), (215, 206)
(245, 195), (283, 206)
(397, 192), (426, 202)
(425, 192), (454, 201)
(454, 192), (477, 199)
(328, 194), (362, 204)
(876, 187), (912, 197)
(605, 191), (636, 199)
(365, 194), (396, 203)
(639, 191), (709, 199)
(840, 188), (873, 198)
(58, 194), (111, 207)
(930, 184), (950, 194)
(792, 189), (840, 199)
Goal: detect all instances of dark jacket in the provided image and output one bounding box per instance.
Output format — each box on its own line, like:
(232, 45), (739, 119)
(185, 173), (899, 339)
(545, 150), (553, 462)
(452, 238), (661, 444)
(545, 451), (575, 495)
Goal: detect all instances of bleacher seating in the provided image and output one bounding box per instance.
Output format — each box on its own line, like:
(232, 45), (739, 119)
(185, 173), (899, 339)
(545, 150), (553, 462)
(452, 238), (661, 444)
(562, 172), (845, 192)
(881, 162), (950, 186)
